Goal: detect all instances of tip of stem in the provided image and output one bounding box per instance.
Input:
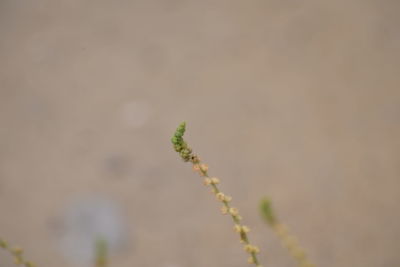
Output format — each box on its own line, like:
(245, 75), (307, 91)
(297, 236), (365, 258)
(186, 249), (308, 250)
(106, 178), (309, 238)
(177, 121), (186, 134)
(260, 197), (276, 226)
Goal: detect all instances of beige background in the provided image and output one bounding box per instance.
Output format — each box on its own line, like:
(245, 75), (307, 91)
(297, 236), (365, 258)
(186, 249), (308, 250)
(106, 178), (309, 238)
(1, 1), (399, 267)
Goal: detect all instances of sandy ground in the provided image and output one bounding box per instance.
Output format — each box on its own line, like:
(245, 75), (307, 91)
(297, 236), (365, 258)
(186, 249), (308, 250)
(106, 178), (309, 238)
(1, 1), (400, 267)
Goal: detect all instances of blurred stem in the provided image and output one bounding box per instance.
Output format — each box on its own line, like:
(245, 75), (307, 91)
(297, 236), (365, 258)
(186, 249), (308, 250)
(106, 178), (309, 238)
(0, 238), (36, 267)
(259, 198), (316, 267)
(95, 237), (108, 267)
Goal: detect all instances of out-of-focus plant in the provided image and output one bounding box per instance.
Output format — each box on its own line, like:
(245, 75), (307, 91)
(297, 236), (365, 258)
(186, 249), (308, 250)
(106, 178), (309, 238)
(0, 238), (35, 267)
(0, 237), (109, 267)
(260, 198), (315, 267)
(94, 238), (108, 267)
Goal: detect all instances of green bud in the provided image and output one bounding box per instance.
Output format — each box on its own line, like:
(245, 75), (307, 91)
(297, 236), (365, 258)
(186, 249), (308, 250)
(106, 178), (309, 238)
(175, 131), (183, 138)
(178, 121), (186, 129)
(176, 122), (186, 135)
(171, 136), (179, 145)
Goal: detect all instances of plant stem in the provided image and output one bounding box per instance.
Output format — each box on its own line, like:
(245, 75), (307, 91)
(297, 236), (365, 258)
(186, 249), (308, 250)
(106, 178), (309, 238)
(0, 238), (36, 267)
(171, 122), (263, 266)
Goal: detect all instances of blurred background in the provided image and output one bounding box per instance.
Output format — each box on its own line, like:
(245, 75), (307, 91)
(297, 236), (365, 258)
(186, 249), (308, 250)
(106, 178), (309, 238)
(0, 0), (399, 267)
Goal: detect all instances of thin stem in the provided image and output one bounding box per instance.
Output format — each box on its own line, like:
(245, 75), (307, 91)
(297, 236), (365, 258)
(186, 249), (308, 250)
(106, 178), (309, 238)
(272, 223), (315, 267)
(260, 198), (315, 267)
(94, 238), (108, 267)
(171, 122), (263, 267)
(202, 169), (260, 266)
(0, 238), (35, 267)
